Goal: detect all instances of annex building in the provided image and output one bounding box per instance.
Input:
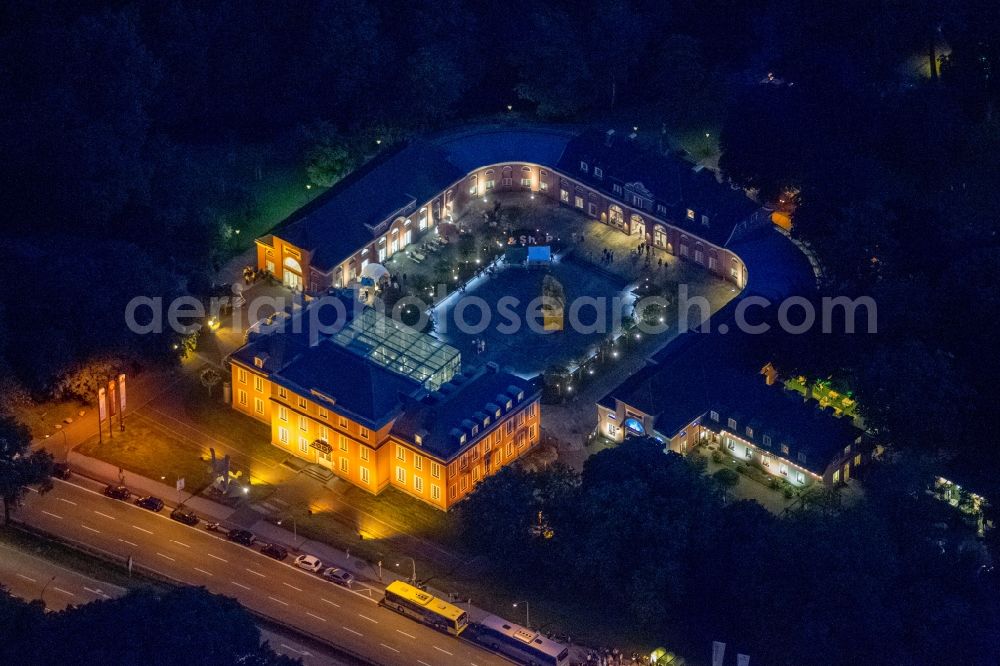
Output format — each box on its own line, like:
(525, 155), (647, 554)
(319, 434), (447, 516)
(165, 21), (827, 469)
(598, 328), (867, 488)
(255, 125), (768, 294)
(229, 302), (541, 510)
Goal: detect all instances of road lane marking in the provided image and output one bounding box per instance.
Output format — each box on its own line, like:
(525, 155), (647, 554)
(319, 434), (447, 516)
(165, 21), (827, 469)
(81, 525), (100, 534)
(418, 661), (432, 666)
(53, 587), (75, 597)
(306, 612), (326, 622)
(267, 596), (289, 606)
(245, 568), (266, 578)
(194, 567), (213, 576)
(58, 498), (77, 506)
(433, 646), (453, 656)
(118, 538), (138, 547)
(157, 552), (175, 562)
(396, 629), (416, 639)
(231, 581), (251, 591)
(171, 539), (190, 548)
(83, 587), (108, 598)
(279, 644), (311, 657)
(341, 626), (363, 637)
(321, 597), (340, 608)
(379, 643), (399, 653)
(94, 511), (116, 520)
(41, 510), (63, 519)
(207, 553), (228, 562)
(283, 582), (302, 592)
(132, 525), (154, 535)
(26, 486), (38, 493)
(16, 574), (37, 583)
(358, 613), (378, 624)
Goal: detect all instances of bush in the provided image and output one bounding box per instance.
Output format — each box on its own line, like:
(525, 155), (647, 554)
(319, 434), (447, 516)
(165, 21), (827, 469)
(690, 453), (709, 473)
(713, 468), (740, 488)
(711, 451), (723, 464)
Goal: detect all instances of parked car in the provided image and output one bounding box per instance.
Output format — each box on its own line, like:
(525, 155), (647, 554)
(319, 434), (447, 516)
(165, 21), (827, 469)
(103, 485), (131, 501)
(170, 508), (200, 526)
(135, 496), (165, 512)
(227, 529), (256, 546)
(260, 543), (288, 560)
(322, 567), (354, 588)
(293, 554), (323, 573)
(52, 462), (72, 480)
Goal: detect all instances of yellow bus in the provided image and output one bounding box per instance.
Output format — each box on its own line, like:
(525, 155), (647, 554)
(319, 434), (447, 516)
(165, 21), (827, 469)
(381, 581), (469, 636)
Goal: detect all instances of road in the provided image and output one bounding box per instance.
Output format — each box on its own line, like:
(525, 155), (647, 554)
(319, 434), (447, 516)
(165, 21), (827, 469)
(15, 477), (511, 666)
(0, 541), (353, 666)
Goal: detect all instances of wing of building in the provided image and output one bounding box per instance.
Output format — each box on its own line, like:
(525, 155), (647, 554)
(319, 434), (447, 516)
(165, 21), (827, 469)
(255, 124), (770, 293)
(229, 301), (541, 510)
(597, 327), (867, 488)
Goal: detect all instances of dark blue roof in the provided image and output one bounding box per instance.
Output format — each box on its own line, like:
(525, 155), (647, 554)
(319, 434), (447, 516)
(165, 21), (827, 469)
(556, 129), (761, 246)
(392, 366), (539, 461)
(265, 125), (762, 270)
(729, 227), (816, 300)
(274, 340), (421, 429)
(600, 328), (861, 474)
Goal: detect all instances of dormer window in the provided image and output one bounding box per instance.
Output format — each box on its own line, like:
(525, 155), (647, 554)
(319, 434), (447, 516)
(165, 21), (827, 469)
(710, 411), (719, 422)
(727, 417), (737, 430)
(702, 215), (710, 226)
(594, 167), (603, 179)
(459, 433), (466, 444)
(797, 452), (807, 463)
(580, 161), (588, 172)
(781, 444), (790, 455)
(613, 184), (622, 194)
(506, 400), (512, 410)
(686, 208), (696, 220)
(415, 434), (422, 445)
(763, 435), (772, 447)
(746, 427), (754, 438)
(471, 425), (479, 436)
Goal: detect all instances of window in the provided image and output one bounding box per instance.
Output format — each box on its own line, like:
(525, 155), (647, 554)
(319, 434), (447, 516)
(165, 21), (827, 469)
(340, 457), (348, 473)
(238, 368), (247, 384)
(539, 181), (548, 192)
(580, 161), (588, 172)
(781, 444), (790, 455)
(854, 453), (862, 467)
(710, 411), (719, 422)
(278, 427), (289, 444)
(360, 447), (370, 461)
(254, 376), (264, 392)
(588, 202), (597, 216)
(833, 470), (841, 484)
(431, 484), (441, 501)
(727, 438), (735, 451)
(299, 415), (308, 431)
(396, 445), (405, 461)
(339, 416), (348, 428)
(319, 426), (328, 442)
(502, 177), (512, 186)
(798, 452), (807, 464)
(414, 455), (422, 470)
(339, 434), (348, 451)
(594, 167), (603, 178)
(529, 425), (536, 441)
(613, 184), (622, 194)
(746, 426), (754, 438)
(450, 485), (457, 499)
(319, 407), (328, 419)
(796, 470), (805, 484)
(560, 189), (569, 203)
(843, 445), (851, 456)
(461, 476), (469, 491)
(745, 447), (752, 460)
(431, 462), (441, 479)
(506, 420), (513, 435)
(238, 390), (247, 407)
(574, 195), (584, 209)
(506, 442), (513, 457)
(278, 406), (288, 422)
(763, 435), (771, 447)
(414, 477), (423, 493)
(521, 178), (531, 187)
(762, 455), (771, 467)
(360, 467), (370, 484)
(299, 437), (309, 454)
(360, 427), (369, 440)
(278, 387), (287, 399)
(485, 179), (495, 190)
(657, 204), (667, 215)
(396, 467), (406, 484)
(298, 397), (307, 409)
(702, 215), (710, 227)
(528, 403), (537, 418)
(779, 463), (788, 476)
(727, 418), (737, 430)
(255, 398), (264, 415)
(686, 208), (696, 220)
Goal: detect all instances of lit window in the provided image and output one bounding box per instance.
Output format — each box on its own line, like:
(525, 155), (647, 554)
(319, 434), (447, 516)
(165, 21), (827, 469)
(727, 418), (737, 430)
(360, 447), (370, 461)
(575, 195), (584, 209)
(520, 178), (531, 187)
(746, 427), (754, 438)
(255, 398), (264, 415)
(238, 390), (247, 407)
(278, 427), (288, 444)
(414, 477), (423, 493)
(298, 397), (307, 409)
(710, 411), (719, 422)
(254, 376), (263, 392)
(854, 453), (862, 467)
(796, 470), (805, 484)
(686, 208), (696, 220)
(396, 467), (406, 484)
(781, 444), (790, 455)
(278, 387), (287, 399)
(340, 457), (348, 473)
(278, 406), (288, 422)
(396, 445), (405, 461)
(339, 416), (348, 428)
(360, 427), (369, 439)
(299, 415), (307, 431)
(431, 484), (441, 500)
(299, 437), (309, 454)
(339, 434), (348, 451)
(560, 189), (569, 203)
(319, 407), (328, 419)
(431, 462), (440, 479)
(414, 455), (422, 470)
(238, 369), (247, 384)
(361, 467), (370, 484)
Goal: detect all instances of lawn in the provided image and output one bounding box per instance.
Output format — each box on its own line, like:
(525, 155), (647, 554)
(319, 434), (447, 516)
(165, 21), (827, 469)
(12, 399), (88, 440)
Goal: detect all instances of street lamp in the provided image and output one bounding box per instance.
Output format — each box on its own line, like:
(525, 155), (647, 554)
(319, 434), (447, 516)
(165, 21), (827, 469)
(395, 556), (417, 584)
(277, 516), (297, 542)
(513, 600), (530, 628)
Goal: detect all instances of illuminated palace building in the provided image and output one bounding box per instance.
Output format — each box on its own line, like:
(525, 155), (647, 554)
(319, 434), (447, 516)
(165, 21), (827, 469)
(598, 331), (867, 488)
(229, 305), (540, 510)
(255, 125), (769, 294)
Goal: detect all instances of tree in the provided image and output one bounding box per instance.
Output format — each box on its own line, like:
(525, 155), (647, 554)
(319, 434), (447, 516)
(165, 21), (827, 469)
(0, 416), (53, 524)
(301, 121), (354, 187)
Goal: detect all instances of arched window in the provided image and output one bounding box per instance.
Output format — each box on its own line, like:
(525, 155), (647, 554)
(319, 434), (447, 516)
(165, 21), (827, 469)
(283, 256), (302, 273)
(609, 205), (624, 227)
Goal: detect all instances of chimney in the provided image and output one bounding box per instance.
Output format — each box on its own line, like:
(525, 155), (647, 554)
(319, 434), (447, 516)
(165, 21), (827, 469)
(761, 362), (778, 386)
(604, 129), (615, 147)
(486, 361), (499, 373)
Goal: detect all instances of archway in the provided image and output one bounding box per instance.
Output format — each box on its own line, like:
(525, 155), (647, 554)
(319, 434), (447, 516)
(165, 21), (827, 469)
(630, 214), (645, 237)
(282, 256), (302, 290)
(609, 205), (624, 229)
